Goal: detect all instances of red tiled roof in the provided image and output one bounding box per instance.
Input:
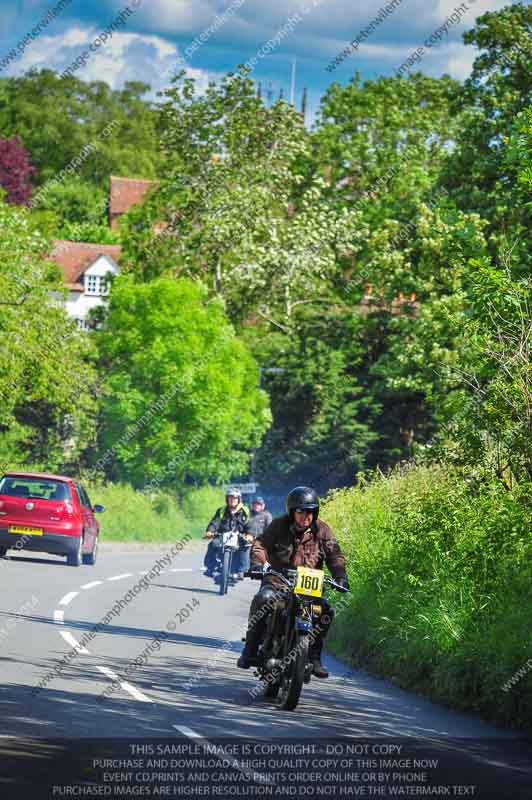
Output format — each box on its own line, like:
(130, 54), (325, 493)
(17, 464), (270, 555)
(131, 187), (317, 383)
(51, 241), (122, 292)
(109, 176), (155, 218)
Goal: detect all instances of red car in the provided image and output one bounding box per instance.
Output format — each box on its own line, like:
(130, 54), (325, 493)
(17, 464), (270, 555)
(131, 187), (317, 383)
(0, 472), (104, 567)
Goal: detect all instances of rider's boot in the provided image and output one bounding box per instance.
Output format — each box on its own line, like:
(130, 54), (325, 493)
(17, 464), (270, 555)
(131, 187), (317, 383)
(309, 639), (329, 679)
(237, 627), (261, 669)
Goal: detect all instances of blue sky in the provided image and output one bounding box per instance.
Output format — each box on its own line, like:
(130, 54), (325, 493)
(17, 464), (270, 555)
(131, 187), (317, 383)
(0, 0), (518, 120)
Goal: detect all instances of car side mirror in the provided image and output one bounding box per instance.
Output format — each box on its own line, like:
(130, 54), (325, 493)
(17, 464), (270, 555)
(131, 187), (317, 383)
(93, 504), (105, 513)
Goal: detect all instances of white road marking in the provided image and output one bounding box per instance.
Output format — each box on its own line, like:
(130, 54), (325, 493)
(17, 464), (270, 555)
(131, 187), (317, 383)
(60, 631), (89, 655)
(107, 573), (132, 581)
(81, 580), (102, 589)
(59, 591), (78, 606)
(173, 725), (203, 738)
(97, 667), (152, 702)
(170, 568), (193, 573)
(138, 571), (148, 575)
(121, 682), (151, 703)
(53, 609), (64, 624)
(172, 726), (274, 785)
(97, 666), (120, 680)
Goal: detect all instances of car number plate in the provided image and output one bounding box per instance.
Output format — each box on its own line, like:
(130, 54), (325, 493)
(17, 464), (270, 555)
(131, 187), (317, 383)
(9, 525), (43, 536)
(295, 566), (324, 598)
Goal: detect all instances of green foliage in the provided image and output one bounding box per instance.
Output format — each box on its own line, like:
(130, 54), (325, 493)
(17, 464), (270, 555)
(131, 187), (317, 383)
(324, 466), (532, 729)
(31, 177), (107, 225)
(121, 70), (361, 325)
(432, 256), (532, 485)
(441, 4), (532, 271)
(0, 71), (160, 188)
(0, 200), (97, 468)
(507, 105), (532, 195)
(30, 176), (121, 243)
(96, 276), (271, 488)
(314, 72), (460, 221)
(244, 308), (378, 493)
(83, 481), (222, 542)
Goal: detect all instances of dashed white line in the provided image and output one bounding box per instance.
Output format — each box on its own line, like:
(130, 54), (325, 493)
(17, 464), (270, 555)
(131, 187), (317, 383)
(107, 573), (133, 582)
(97, 667), (152, 702)
(59, 591), (79, 606)
(170, 568), (193, 573)
(172, 727), (274, 785)
(81, 580), (103, 589)
(173, 725), (203, 738)
(53, 609), (64, 624)
(121, 682), (151, 703)
(97, 666), (120, 680)
(60, 631), (89, 655)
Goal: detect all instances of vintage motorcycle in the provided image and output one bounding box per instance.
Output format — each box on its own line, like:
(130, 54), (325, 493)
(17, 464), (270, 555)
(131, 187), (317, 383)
(245, 566), (349, 710)
(213, 530), (253, 596)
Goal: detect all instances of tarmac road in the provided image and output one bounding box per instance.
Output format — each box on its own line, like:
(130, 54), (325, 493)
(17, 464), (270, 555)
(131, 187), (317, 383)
(0, 541), (530, 799)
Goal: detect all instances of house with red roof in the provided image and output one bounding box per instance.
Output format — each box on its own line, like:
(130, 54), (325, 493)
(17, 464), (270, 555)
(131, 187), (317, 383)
(51, 175), (155, 328)
(51, 241), (122, 329)
(109, 176), (155, 229)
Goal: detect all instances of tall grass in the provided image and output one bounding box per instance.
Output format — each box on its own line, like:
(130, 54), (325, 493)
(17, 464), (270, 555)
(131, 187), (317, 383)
(323, 465), (532, 729)
(86, 482), (224, 542)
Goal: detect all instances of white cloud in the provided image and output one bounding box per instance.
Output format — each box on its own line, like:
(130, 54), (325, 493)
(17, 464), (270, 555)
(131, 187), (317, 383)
(2, 0), (519, 102)
(12, 26), (213, 94)
(437, 40), (477, 80)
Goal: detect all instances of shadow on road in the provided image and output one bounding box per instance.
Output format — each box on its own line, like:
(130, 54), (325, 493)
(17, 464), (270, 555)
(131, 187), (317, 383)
(148, 582), (221, 595)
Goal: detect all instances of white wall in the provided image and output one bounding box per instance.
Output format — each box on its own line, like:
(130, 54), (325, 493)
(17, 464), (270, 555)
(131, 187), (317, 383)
(64, 255), (119, 328)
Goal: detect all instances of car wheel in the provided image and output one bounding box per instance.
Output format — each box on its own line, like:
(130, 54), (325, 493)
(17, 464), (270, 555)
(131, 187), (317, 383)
(0, 548), (7, 558)
(83, 537), (98, 566)
(67, 535), (83, 567)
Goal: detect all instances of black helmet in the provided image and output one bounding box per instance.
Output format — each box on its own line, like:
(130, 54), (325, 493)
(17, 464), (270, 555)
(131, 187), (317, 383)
(285, 486), (320, 522)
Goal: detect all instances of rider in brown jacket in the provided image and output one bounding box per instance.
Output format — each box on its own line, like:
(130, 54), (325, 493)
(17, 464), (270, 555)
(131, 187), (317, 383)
(237, 486), (350, 678)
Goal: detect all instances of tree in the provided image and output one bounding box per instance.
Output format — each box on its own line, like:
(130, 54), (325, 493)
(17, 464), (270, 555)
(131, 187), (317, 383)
(121, 70), (361, 326)
(0, 135), (36, 205)
(95, 276), (271, 489)
(0, 199), (97, 468)
(440, 4), (532, 271)
(0, 71), (161, 188)
(312, 73), (460, 233)
(244, 308), (378, 495)
(424, 107), (532, 485)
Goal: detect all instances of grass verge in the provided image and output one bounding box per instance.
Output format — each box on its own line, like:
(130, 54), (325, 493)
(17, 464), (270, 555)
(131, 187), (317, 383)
(323, 465), (532, 730)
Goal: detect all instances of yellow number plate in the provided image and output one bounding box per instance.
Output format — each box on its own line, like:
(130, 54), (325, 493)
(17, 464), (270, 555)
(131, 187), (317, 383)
(295, 566), (324, 598)
(9, 525), (43, 536)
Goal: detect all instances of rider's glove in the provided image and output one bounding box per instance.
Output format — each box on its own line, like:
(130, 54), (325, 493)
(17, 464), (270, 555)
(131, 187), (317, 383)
(336, 576), (350, 591)
(262, 562), (271, 574)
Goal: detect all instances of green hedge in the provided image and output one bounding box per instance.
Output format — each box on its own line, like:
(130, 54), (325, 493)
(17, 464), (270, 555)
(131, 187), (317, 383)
(86, 482), (224, 542)
(323, 466), (532, 730)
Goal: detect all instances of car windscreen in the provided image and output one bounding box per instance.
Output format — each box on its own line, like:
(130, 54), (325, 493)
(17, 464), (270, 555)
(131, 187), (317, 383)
(0, 476), (71, 501)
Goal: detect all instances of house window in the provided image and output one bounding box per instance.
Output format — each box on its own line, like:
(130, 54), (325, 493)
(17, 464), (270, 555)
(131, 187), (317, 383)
(76, 318), (90, 330)
(86, 275), (99, 295)
(85, 275), (110, 296)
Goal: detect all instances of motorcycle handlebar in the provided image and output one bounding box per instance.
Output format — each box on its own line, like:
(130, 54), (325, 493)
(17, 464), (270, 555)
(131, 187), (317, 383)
(244, 568), (350, 592)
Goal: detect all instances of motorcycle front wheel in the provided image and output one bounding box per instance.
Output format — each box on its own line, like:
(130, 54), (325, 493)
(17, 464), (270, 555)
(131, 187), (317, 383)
(219, 549), (232, 596)
(277, 632), (308, 711)
(264, 678), (281, 699)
